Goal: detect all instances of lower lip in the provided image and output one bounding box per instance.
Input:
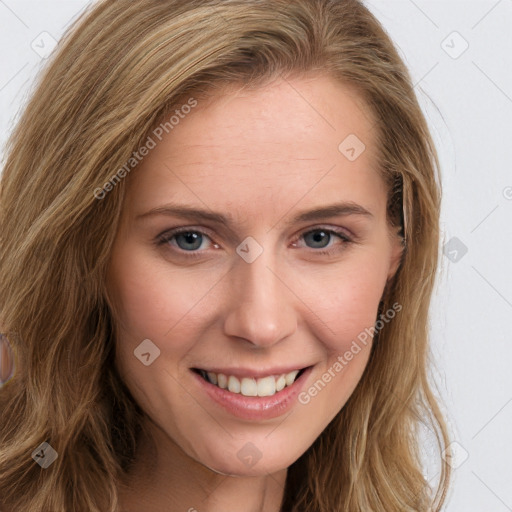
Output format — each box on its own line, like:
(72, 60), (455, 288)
(191, 366), (313, 421)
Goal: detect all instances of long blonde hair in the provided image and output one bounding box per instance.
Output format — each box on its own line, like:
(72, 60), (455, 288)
(0, 0), (450, 510)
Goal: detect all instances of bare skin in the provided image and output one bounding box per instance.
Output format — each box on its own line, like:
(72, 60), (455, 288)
(107, 73), (403, 512)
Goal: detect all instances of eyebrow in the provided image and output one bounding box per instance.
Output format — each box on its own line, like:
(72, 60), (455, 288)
(136, 200), (374, 226)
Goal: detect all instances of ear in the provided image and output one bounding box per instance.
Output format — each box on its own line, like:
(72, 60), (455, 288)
(386, 227), (405, 283)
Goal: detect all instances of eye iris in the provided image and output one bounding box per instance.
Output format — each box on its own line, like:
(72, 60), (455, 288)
(170, 229), (338, 252)
(176, 232), (202, 251)
(305, 230), (330, 249)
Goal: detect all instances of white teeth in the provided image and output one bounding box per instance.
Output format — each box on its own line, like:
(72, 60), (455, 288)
(217, 373), (228, 389)
(240, 378), (258, 396)
(276, 375), (286, 392)
(228, 375), (240, 393)
(257, 376), (276, 397)
(200, 368), (304, 397)
(285, 370), (299, 386)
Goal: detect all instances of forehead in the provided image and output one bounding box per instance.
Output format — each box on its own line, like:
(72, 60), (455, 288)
(126, 74), (386, 222)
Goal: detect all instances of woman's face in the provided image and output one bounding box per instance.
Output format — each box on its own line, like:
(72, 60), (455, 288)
(107, 73), (403, 477)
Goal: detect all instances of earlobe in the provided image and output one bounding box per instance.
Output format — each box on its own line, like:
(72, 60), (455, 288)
(387, 233), (405, 283)
(381, 239), (404, 303)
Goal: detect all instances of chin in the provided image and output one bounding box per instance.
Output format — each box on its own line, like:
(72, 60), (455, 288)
(195, 444), (293, 477)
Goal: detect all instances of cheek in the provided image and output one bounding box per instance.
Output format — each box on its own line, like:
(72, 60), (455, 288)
(291, 252), (388, 415)
(107, 249), (217, 397)
(298, 256), (388, 353)
(108, 249), (212, 348)
(110, 240), (389, 361)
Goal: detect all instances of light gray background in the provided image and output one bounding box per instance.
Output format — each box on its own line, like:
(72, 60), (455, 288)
(1, 1), (511, 510)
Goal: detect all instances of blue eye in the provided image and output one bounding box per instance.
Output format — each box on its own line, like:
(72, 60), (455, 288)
(301, 229), (350, 250)
(156, 226), (352, 257)
(157, 229), (214, 255)
(173, 231), (207, 251)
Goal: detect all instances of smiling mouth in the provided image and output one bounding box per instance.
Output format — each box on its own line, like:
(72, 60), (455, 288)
(192, 367), (309, 397)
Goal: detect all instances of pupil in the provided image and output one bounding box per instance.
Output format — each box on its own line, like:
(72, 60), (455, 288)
(177, 232), (202, 250)
(307, 230), (329, 248)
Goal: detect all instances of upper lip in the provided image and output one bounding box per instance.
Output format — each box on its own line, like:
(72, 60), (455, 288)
(192, 364), (312, 380)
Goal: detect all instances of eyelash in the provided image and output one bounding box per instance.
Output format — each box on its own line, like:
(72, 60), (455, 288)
(156, 226), (353, 258)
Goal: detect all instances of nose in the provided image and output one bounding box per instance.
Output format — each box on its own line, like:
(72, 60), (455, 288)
(222, 245), (297, 349)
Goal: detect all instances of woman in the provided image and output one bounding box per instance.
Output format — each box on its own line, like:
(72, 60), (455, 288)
(0, 0), (451, 510)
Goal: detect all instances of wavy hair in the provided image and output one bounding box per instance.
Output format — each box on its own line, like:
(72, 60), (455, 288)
(0, 0), (451, 510)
